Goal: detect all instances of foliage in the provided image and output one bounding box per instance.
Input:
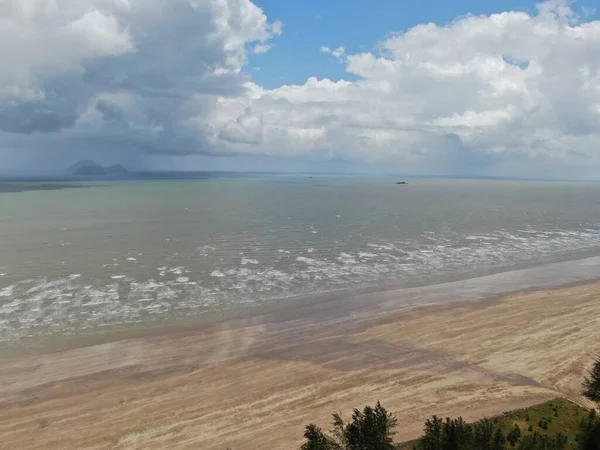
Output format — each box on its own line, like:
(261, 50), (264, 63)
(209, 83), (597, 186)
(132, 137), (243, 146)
(582, 358), (600, 405)
(304, 398), (593, 450)
(473, 418), (496, 450)
(302, 423), (340, 450)
(301, 401), (397, 450)
(575, 410), (600, 450)
(516, 432), (567, 450)
(507, 425), (522, 447)
(342, 402), (397, 450)
(421, 416), (443, 450)
(300, 356), (600, 450)
(490, 398), (586, 449)
(420, 416), (505, 450)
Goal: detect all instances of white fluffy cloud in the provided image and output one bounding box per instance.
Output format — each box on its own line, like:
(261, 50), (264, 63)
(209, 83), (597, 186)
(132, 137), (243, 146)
(1, 0), (600, 177)
(0, 0), (280, 147)
(202, 0), (600, 176)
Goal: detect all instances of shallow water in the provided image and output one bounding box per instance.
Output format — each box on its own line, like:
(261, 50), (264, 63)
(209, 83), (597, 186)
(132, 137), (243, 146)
(1, 175), (600, 344)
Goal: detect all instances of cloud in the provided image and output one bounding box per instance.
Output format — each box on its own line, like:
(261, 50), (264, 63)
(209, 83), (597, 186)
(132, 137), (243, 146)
(581, 6), (597, 17)
(219, 107), (264, 144)
(2, 0), (600, 178)
(0, 0), (280, 154)
(198, 0), (600, 177)
(320, 46), (346, 60)
(252, 44), (271, 54)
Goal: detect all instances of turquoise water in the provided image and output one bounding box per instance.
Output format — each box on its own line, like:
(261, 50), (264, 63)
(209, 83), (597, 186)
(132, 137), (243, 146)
(1, 175), (600, 343)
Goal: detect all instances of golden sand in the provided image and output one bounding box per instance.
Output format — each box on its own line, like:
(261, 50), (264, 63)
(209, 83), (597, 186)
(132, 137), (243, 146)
(1, 281), (599, 449)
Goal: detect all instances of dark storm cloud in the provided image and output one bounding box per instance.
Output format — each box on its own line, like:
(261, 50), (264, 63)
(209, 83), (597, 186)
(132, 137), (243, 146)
(0, 102), (78, 134)
(0, 0), (278, 160)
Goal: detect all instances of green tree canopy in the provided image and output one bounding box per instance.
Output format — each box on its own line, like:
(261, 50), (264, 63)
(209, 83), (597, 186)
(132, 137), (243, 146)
(301, 402), (397, 450)
(582, 358), (600, 404)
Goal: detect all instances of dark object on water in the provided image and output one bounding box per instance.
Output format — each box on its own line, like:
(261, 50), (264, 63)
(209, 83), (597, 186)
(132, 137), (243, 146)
(395, 181), (408, 185)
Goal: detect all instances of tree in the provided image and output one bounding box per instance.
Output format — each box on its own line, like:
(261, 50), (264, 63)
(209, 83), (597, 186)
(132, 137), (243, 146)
(517, 432), (567, 450)
(302, 402), (397, 450)
(492, 428), (506, 450)
(442, 417), (473, 450)
(331, 413), (348, 449)
(576, 410), (600, 450)
(421, 416), (475, 450)
(421, 416), (444, 450)
(582, 357), (600, 404)
(507, 424), (521, 447)
(302, 424), (339, 450)
(552, 433), (568, 450)
(473, 418), (495, 450)
(342, 402), (397, 450)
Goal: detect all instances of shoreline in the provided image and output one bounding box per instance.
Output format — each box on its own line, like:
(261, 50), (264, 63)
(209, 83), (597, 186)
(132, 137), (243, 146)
(1, 277), (600, 448)
(5, 255), (600, 357)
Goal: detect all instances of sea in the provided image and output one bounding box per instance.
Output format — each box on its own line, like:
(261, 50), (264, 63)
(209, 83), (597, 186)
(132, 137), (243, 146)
(1, 173), (600, 348)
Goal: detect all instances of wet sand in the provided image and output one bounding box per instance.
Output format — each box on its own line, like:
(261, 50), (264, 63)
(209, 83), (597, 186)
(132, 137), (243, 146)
(1, 280), (600, 449)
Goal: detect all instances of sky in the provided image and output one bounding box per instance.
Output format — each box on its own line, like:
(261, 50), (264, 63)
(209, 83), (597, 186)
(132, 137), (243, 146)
(0, 0), (600, 178)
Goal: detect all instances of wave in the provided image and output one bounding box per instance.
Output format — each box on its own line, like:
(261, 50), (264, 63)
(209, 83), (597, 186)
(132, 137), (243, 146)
(1, 225), (600, 343)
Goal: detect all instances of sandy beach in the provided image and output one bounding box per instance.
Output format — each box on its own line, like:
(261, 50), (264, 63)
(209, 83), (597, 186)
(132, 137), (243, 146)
(1, 280), (600, 449)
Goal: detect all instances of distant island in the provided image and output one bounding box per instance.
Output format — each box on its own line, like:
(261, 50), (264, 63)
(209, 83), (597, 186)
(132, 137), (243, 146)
(67, 161), (128, 178)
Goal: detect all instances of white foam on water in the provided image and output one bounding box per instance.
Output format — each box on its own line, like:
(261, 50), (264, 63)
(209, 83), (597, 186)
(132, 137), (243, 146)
(241, 258), (259, 265)
(0, 286), (14, 297)
(2, 221), (600, 344)
(296, 256), (318, 265)
(197, 245), (216, 257)
(338, 253), (358, 264)
(367, 243), (396, 251)
(465, 235), (499, 241)
(127, 257), (137, 261)
(156, 286), (178, 301)
(358, 252), (378, 259)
